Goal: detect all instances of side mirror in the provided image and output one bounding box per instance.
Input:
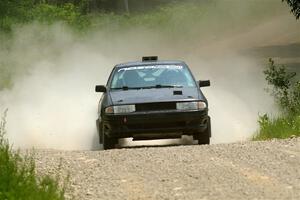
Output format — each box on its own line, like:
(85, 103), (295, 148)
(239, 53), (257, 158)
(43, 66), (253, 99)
(199, 80), (210, 87)
(95, 85), (107, 93)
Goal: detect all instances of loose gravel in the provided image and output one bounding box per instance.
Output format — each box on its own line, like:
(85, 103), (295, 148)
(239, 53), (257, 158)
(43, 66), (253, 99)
(32, 138), (300, 200)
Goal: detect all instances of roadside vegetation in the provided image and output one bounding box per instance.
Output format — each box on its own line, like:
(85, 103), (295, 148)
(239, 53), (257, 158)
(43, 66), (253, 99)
(254, 59), (300, 140)
(0, 110), (66, 200)
(1, 0), (298, 34)
(0, 0), (291, 91)
(0, 0), (90, 33)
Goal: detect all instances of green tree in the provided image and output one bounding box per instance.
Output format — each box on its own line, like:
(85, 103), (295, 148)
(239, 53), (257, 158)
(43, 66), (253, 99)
(31, 3), (88, 28)
(264, 58), (300, 115)
(282, 0), (300, 19)
(0, 0), (89, 32)
(0, 0), (35, 31)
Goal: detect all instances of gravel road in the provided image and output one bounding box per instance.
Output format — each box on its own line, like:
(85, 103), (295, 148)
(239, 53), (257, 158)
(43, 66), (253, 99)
(33, 138), (300, 200)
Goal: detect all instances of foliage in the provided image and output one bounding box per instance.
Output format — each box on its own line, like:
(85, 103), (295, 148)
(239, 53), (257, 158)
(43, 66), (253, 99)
(89, 0), (281, 41)
(254, 59), (300, 140)
(0, 0), (297, 34)
(264, 58), (300, 115)
(0, 0), (34, 32)
(282, 0), (300, 19)
(0, 0), (89, 32)
(30, 3), (90, 29)
(0, 110), (66, 200)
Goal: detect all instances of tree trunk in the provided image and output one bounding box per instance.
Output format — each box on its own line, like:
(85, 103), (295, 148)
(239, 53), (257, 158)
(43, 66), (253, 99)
(124, 0), (130, 13)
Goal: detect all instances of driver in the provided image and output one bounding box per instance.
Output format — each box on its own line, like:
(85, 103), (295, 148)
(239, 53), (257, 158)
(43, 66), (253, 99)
(122, 70), (144, 87)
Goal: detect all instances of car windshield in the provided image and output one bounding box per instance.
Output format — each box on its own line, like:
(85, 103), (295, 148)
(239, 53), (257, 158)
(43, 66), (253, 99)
(110, 65), (196, 90)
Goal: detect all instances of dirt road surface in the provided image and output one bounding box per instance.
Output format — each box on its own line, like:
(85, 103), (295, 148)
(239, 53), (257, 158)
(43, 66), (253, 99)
(33, 138), (300, 200)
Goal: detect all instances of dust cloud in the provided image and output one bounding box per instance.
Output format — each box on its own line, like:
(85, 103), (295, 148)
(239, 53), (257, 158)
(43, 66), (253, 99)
(0, 1), (299, 150)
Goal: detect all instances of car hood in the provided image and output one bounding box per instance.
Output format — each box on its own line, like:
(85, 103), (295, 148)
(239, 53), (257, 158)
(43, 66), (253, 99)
(109, 88), (201, 105)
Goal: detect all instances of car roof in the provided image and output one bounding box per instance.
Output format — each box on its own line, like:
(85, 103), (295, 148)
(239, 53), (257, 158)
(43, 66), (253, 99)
(115, 60), (187, 69)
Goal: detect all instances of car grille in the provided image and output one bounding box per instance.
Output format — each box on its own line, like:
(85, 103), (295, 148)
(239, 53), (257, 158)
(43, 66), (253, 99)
(135, 102), (176, 112)
(127, 122), (185, 130)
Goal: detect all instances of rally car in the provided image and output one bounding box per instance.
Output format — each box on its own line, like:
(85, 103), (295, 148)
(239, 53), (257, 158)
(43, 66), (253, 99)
(95, 56), (211, 149)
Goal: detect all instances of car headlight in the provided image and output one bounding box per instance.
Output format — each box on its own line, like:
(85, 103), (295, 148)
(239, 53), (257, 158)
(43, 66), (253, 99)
(105, 105), (136, 114)
(176, 101), (207, 111)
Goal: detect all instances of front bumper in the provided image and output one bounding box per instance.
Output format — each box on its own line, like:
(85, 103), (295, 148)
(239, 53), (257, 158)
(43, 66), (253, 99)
(101, 110), (209, 140)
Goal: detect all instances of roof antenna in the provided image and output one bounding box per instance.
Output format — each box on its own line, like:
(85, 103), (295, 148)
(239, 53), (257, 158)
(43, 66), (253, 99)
(142, 56), (158, 62)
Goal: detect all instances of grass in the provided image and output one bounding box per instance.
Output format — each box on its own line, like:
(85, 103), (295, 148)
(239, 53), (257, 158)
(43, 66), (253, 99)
(0, 110), (66, 200)
(253, 113), (300, 140)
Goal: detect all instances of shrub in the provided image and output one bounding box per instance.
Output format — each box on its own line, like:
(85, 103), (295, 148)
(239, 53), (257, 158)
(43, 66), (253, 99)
(264, 58), (300, 115)
(254, 59), (300, 140)
(0, 110), (66, 200)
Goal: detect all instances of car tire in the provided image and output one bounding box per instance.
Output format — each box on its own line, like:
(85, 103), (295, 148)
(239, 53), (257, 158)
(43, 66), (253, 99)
(194, 118), (211, 145)
(102, 127), (117, 150)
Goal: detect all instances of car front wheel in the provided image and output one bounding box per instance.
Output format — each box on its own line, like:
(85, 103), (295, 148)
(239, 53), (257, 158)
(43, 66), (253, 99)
(194, 118), (211, 145)
(101, 126), (118, 150)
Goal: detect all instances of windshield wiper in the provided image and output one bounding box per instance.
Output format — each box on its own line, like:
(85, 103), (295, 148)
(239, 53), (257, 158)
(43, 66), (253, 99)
(110, 86), (143, 90)
(111, 85), (183, 90)
(152, 84), (183, 88)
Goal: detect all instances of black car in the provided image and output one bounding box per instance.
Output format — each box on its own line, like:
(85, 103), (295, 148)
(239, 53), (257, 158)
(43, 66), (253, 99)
(95, 56), (211, 149)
